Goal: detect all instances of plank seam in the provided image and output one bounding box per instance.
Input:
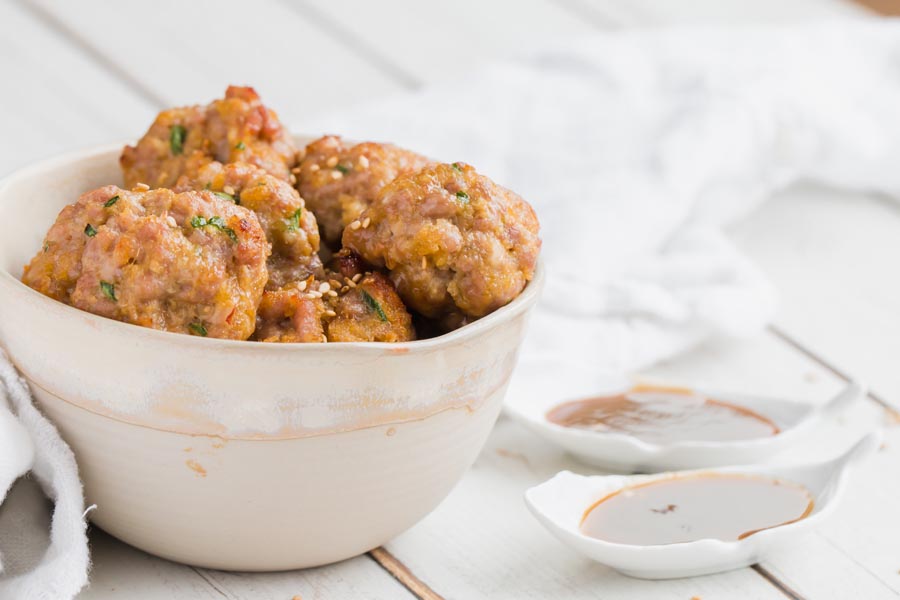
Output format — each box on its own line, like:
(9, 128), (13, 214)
(368, 547), (445, 600)
(190, 568), (232, 599)
(276, 0), (421, 90)
(768, 325), (896, 411)
(751, 565), (806, 600)
(18, 0), (168, 108)
(817, 534), (900, 598)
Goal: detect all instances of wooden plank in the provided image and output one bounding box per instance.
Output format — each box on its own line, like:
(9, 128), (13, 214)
(730, 184), (900, 407)
(29, 0), (402, 124)
(560, 0), (865, 25)
(0, 2), (156, 176)
(299, 0), (596, 85)
(380, 329), (892, 599)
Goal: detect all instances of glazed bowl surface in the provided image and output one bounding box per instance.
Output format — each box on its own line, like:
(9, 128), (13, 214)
(0, 140), (544, 569)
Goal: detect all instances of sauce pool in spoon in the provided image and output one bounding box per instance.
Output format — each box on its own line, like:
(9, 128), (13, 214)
(580, 473), (814, 545)
(545, 384), (779, 444)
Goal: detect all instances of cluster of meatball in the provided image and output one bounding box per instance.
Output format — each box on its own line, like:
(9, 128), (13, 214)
(23, 87), (541, 343)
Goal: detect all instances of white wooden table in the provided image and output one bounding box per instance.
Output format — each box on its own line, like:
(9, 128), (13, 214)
(2, 0), (899, 598)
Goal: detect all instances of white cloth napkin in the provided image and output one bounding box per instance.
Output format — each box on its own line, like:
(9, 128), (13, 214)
(0, 350), (89, 599)
(4, 18), (900, 598)
(302, 18), (900, 398)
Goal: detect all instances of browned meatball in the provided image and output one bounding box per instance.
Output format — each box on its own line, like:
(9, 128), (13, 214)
(23, 185), (269, 340)
(326, 272), (415, 343)
(295, 136), (431, 246)
(121, 86), (296, 189)
(253, 280), (326, 343)
(175, 161), (322, 289)
(253, 270), (414, 343)
(343, 162), (541, 322)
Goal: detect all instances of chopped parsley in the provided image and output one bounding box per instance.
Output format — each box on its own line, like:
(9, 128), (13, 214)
(188, 322), (208, 337)
(286, 207), (303, 231)
(84, 224), (97, 237)
(451, 162), (463, 172)
(191, 215), (238, 243)
(169, 125), (187, 155)
(361, 289), (388, 322)
(335, 163), (351, 174)
(234, 140), (246, 150)
(455, 190), (470, 203)
(100, 281), (117, 301)
(213, 191), (236, 204)
(104, 195), (119, 207)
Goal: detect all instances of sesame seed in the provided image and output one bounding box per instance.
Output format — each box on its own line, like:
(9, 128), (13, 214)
(358, 156), (370, 169)
(362, 217), (371, 228)
(341, 286), (349, 293)
(309, 164), (320, 172)
(166, 215), (177, 228)
(324, 310), (336, 317)
(326, 156), (338, 167)
(352, 273), (362, 283)
(349, 220), (361, 230)
(321, 334), (328, 343)
(318, 282), (331, 293)
(297, 280), (308, 292)
(310, 291), (323, 298)
(330, 171), (343, 180)
(223, 186), (235, 195)
(305, 293), (317, 300)
(421, 256), (427, 269)
(289, 174), (297, 185)
(134, 183), (150, 191)
(329, 279), (341, 288)
(346, 280), (357, 288)
(291, 167), (302, 174)
(327, 290), (338, 297)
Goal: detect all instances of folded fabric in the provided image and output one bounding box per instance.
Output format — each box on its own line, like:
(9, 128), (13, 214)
(301, 18), (900, 398)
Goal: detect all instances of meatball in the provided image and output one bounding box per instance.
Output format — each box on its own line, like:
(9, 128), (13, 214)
(253, 280), (326, 343)
(121, 86), (296, 189)
(176, 161), (322, 289)
(295, 136), (431, 246)
(23, 185), (269, 340)
(253, 270), (414, 343)
(326, 272), (415, 343)
(343, 162), (540, 322)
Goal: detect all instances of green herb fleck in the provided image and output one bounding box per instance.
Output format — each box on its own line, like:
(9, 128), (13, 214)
(286, 207), (302, 231)
(42, 243), (49, 253)
(104, 195), (119, 208)
(100, 281), (117, 302)
(361, 289), (388, 322)
(451, 162), (463, 172)
(169, 125), (187, 155)
(335, 163), (351, 174)
(455, 190), (470, 203)
(188, 322), (208, 337)
(84, 224), (98, 237)
(192, 215), (238, 243)
(234, 140), (246, 150)
(213, 191), (236, 204)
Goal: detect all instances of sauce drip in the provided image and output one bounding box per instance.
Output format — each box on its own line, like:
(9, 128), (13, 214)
(545, 384), (779, 444)
(580, 473), (814, 545)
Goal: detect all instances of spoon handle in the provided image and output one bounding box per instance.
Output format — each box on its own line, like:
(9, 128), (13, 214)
(820, 380), (866, 418)
(833, 430), (882, 472)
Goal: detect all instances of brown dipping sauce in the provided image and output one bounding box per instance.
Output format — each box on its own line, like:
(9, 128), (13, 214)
(581, 473), (814, 545)
(546, 385), (780, 444)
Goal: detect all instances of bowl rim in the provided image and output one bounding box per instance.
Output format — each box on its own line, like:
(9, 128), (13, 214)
(0, 142), (545, 356)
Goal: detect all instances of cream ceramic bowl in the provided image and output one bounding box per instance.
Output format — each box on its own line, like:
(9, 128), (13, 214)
(0, 141), (544, 570)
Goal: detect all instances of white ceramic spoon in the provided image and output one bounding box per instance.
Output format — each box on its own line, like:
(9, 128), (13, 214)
(507, 380), (865, 472)
(524, 431), (881, 579)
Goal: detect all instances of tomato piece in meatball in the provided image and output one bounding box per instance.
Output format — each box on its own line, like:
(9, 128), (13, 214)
(295, 135), (431, 246)
(23, 185), (269, 340)
(343, 162), (541, 323)
(176, 161), (322, 289)
(326, 272), (415, 343)
(121, 85), (296, 189)
(253, 280), (327, 343)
